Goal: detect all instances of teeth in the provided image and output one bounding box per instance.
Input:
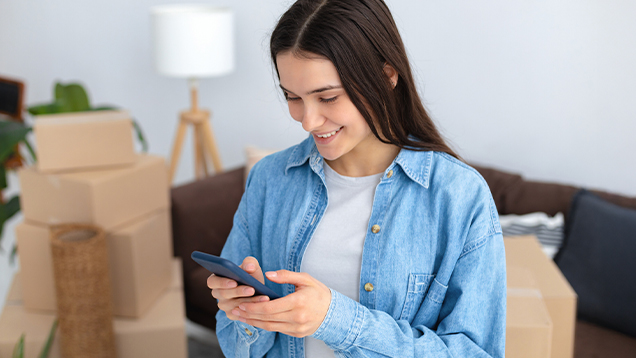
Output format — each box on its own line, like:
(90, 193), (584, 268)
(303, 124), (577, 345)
(317, 127), (342, 138)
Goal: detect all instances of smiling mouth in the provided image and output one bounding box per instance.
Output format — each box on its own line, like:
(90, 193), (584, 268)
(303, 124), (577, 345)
(315, 127), (343, 138)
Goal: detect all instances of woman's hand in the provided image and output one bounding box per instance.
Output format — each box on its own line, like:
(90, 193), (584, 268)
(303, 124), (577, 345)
(207, 256), (270, 321)
(231, 270), (331, 338)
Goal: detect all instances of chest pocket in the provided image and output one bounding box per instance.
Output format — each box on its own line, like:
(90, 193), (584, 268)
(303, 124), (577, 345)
(399, 273), (435, 323)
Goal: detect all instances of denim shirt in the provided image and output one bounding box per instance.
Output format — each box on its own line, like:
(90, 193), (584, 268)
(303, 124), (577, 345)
(216, 137), (506, 358)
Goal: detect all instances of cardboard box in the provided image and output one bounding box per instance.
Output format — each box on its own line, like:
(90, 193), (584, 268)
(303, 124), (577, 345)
(0, 259), (186, 358)
(506, 266), (553, 358)
(33, 110), (136, 173)
(505, 236), (578, 358)
(19, 154), (169, 230)
(16, 209), (173, 317)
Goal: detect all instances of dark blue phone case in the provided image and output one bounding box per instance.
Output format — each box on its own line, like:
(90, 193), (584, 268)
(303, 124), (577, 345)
(191, 251), (281, 299)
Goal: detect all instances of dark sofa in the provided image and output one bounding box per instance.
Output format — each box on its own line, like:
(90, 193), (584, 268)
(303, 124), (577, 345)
(171, 164), (636, 357)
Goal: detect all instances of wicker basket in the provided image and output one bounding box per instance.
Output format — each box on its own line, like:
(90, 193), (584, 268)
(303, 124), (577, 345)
(50, 223), (117, 358)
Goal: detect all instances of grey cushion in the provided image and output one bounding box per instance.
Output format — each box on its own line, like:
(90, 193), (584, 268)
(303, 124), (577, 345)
(555, 190), (636, 337)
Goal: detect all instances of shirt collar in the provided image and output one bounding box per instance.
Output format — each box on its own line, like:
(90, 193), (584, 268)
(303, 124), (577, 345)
(392, 147), (432, 189)
(285, 136), (432, 189)
(285, 136), (319, 174)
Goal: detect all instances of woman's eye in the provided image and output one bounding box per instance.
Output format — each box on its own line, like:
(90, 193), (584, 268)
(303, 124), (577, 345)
(285, 94), (301, 102)
(320, 96), (337, 103)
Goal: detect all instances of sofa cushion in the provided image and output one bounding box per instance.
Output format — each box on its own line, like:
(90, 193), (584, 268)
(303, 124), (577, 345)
(555, 189), (636, 337)
(574, 320), (636, 358)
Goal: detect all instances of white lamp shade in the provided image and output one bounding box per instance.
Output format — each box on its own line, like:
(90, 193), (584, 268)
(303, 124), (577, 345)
(152, 4), (234, 78)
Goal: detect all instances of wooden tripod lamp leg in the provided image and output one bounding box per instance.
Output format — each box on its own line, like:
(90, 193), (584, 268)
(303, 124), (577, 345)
(201, 119), (223, 173)
(194, 123), (209, 178)
(193, 124), (202, 179)
(168, 118), (189, 184)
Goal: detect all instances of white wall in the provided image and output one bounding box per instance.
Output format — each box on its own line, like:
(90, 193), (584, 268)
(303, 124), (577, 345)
(1, 0), (635, 306)
(392, 0), (636, 196)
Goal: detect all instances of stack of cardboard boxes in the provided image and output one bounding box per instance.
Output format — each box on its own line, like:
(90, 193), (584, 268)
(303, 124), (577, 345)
(0, 111), (187, 358)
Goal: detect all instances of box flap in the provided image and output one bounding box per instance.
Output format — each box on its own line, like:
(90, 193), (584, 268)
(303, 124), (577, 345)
(505, 236), (576, 299)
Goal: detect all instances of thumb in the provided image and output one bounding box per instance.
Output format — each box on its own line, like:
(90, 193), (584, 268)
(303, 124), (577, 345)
(241, 256), (265, 285)
(265, 270), (313, 287)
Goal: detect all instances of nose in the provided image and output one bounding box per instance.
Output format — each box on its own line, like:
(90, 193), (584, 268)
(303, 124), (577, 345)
(300, 103), (325, 132)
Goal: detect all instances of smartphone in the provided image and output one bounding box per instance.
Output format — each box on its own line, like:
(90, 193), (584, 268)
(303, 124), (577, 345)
(191, 251), (281, 299)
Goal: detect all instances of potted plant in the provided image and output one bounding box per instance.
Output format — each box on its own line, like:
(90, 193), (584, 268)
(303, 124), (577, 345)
(0, 81), (147, 258)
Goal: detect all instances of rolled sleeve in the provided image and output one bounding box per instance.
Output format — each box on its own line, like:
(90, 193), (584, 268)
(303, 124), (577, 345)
(310, 289), (365, 350)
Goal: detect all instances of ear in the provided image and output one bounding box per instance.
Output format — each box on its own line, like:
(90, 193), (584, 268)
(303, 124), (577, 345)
(383, 63), (399, 88)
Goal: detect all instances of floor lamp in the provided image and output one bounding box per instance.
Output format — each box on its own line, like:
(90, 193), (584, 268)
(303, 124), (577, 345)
(152, 5), (234, 183)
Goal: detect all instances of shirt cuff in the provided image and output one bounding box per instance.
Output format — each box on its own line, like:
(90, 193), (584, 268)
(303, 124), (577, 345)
(236, 321), (261, 344)
(310, 289), (365, 350)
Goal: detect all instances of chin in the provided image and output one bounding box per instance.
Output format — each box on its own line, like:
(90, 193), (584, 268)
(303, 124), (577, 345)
(316, 148), (341, 162)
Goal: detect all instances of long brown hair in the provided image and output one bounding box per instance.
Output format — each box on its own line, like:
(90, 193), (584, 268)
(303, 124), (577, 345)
(270, 0), (460, 159)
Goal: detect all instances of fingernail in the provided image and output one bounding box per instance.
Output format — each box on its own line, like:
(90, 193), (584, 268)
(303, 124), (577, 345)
(259, 296), (269, 302)
(244, 287), (254, 295)
(231, 309), (240, 316)
(239, 304), (246, 311)
(266, 271), (277, 278)
(226, 281), (237, 288)
(245, 263), (255, 270)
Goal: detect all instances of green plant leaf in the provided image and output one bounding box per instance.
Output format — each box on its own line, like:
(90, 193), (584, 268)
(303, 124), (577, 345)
(10, 244), (18, 265)
(54, 83), (71, 113)
(92, 106), (118, 111)
(0, 165), (6, 190)
(0, 121), (31, 163)
(22, 139), (38, 163)
(132, 119), (149, 153)
(27, 102), (64, 115)
(55, 83), (90, 112)
(12, 334), (24, 358)
(4, 195), (20, 219)
(0, 195), (21, 243)
(22, 139), (37, 164)
(38, 319), (58, 358)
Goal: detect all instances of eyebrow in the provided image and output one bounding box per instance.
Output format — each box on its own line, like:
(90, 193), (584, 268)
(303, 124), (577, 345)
(279, 84), (342, 96)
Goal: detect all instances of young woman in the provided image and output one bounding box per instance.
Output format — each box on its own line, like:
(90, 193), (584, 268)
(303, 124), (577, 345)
(207, 0), (506, 357)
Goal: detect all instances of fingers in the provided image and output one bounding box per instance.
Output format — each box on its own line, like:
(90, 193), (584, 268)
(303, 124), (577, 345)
(207, 273), (237, 290)
(238, 294), (296, 317)
(233, 302), (319, 338)
(211, 285), (257, 300)
(219, 295), (269, 321)
(265, 270), (314, 286)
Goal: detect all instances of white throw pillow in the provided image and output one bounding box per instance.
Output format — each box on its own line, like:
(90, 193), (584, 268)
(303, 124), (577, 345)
(499, 212), (564, 258)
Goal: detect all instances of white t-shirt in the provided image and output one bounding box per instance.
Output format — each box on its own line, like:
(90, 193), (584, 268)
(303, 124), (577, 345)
(301, 162), (383, 357)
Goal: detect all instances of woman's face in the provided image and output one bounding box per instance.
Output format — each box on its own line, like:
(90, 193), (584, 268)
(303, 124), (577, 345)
(276, 52), (378, 163)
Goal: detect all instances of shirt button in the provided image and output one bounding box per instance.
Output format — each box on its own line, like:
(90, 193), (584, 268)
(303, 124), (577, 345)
(364, 283), (374, 292)
(387, 170), (393, 178)
(245, 328), (253, 336)
(371, 225), (381, 234)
